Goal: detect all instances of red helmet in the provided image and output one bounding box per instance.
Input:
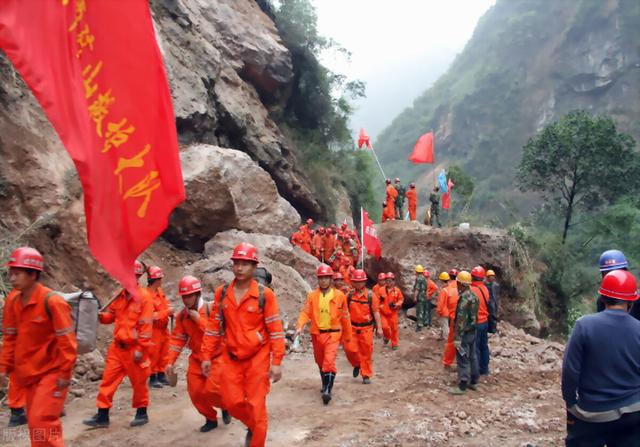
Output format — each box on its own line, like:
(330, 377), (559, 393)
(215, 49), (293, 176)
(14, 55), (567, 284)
(341, 223), (348, 229)
(6, 247), (44, 271)
(351, 269), (367, 282)
(147, 266), (164, 279)
(332, 272), (344, 281)
(231, 242), (259, 263)
(178, 275), (202, 296)
(377, 273), (387, 281)
(134, 260), (145, 275)
(317, 264), (334, 277)
(394, 178), (400, 183)
(423, 270), (430, 278)
(319, 227), (325, 234)
(471, 266), (486, 280)
(386, 272), (395, 280)
(449, 268), (459, 278)
(385, 179), (391, 184)
(410, 183), (416, 188)
(306, 218), (313, 225)
(599, 270), (639, 301)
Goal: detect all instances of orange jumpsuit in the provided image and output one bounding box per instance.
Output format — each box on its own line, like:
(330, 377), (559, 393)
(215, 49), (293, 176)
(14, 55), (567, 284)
(339, 263), (355, 287)
(385, 185), (398, 220)
(471, 282), (491, 325)
(0, 285), (77, 447)
(202, 280), (285, 447)
(427, 279), (438, 300)
(96, 288), (154, 410)
(297, 288), (352, 374)
(443, 281), (460, 367)
(168, 300), (222, 422)
(0, 297), (26, 411)
(322, 234), (336, 261)
(372, 283), (386, 298)
(406, 188), (418, 221)
(380, 286), (403, 348)
(344, 289), (380, 378)
(311, 233), (324, 260)
(149, 287), (172, 375)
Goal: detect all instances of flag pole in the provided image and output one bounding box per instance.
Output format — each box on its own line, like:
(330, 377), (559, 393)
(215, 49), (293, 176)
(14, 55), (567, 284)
(360, 207), (365, 269)
(369, 144), (387, 181)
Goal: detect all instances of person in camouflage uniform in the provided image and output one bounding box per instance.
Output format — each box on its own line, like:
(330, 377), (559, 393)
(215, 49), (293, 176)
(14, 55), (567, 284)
(413, 265), (428, 331)
(394, 178), (406, 219)
(449, 271), (479, 395)
(429, 186), (442, 227)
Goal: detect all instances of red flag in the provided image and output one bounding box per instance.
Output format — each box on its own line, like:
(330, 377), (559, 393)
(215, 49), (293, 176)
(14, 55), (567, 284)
(442, 179), (455, 210)
(409, 132), (434, 163)
(0, 1), (185, 293)
(358, 128), (372, 149)
(362, 208), (381, 259)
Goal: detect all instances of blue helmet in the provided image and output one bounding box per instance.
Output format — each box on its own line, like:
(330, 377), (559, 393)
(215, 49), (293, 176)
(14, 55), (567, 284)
(599, 249), (629, 272)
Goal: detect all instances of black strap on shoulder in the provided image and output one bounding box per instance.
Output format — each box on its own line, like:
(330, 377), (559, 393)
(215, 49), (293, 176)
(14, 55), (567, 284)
(43, 291), (58, 320)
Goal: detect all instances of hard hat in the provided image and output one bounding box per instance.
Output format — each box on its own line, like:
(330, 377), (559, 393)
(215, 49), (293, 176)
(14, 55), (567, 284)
(599, 249), (628, 272)
(317, 264), (334, 277)
(147, 266), (164, 279)
(377, 273), (387, 281)
(178, 275), (202, 296)
(415, 264), (425, 273)
(409, 183), (416, 188)
(319, 227), (326, 233)
(385, 179), (391, 184)
(351, 269), (367, 282)
(471, 266), (486, 280)
(231, 242), (259, 263)
(457, 271), (472, 285)
(423, 271), (431, 278)
(306, 218), (314, 225)
(448, 268), (459, 278)
(438, 272), (450, 281)
(332, 272), (344, 281)
(599, 270), (638, 301)
(394, 178), (400, 183)
(6, 247), (44, 271)
(341, 223), (348, 229)
(486, 270), (496, 277)
(134, 260), (145, 275)
(386, 272), (395, 280)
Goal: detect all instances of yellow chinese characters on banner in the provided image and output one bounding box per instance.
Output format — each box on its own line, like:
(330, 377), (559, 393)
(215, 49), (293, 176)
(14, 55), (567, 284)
(63, 0), (161, 219)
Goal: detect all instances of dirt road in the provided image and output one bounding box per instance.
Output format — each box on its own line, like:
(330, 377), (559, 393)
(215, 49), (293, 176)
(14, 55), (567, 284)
(2, 319), (565, 447)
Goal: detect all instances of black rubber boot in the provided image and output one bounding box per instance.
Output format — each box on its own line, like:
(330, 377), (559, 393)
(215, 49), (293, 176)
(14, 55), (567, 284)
(8, 408), (27, 427)
(130, 407), (149, 427)
(157, 372), (170, 386)
(320, 371), (328, 394)
(199, 419), (218, 432)
(222, 409), (231, 425)
(362, 377), (371, 385)
(352, 366), (360, 378)
(83, 408), (110, 428)
(244, 429), (253, 447)
(149, 373), (163, 389)
(322, 372), (335, 405)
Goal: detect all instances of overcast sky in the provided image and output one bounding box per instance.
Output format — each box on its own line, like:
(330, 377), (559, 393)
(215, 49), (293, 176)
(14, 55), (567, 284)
(315, 0), (496, 140)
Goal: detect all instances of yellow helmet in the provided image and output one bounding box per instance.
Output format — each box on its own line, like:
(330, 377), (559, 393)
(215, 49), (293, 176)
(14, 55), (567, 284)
(486, 269), (496, 277)
(415, 264), (425, 273)
(457, 271), (472, 285)
(438, 272), (450, 281)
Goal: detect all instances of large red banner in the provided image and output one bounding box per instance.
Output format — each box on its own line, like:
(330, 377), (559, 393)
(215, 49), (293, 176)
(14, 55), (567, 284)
(362, 208), (382, 260)
(0, 0), (185, 292)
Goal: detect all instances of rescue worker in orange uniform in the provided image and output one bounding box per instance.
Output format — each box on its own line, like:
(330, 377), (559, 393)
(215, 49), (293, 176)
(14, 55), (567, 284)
(343, 269), (383, 384)
(332, 272), (351, 296)
(201, 243), (285, 447)
(385, 179), (398, 221)
(436, 272), (452, 341)
(338, 256), (355, 287)
(146, 266), (173, 388)
(443, 269), (460, 368)
(381, 272), (404, 350)
(166, 275), (230, 432)
(295, 264), (352, 405)
(470, 266), (492, 376)
(322, 227), (336, 262)
(83, 260), (154, 428)
(372, 273), (387, 297)
(0, 247), (77, 447)
(0, 295), (27, 427)
(312, 227), (325, 261)
(291, 226), (312, 254)
(406, 183), (418, 221)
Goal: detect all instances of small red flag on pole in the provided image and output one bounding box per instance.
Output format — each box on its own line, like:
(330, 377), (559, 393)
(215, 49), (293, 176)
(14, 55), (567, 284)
(0, 0), (186, 293)
(409, 132), (435, 164)
(362, 208), (382, 260)
(358, 128), (372, 149)
(442, 179), (455, 210)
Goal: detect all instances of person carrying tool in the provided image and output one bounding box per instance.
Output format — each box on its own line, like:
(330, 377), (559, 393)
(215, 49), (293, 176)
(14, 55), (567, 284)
(343, 269), (383, 384)
(83, 260), (154, 428)
(165, 275), (230, 433)
(449, 271), (479, 395)
(381, 273), (404, 350)
(295, 264), (352, 405)
(0, 247), (77, 447)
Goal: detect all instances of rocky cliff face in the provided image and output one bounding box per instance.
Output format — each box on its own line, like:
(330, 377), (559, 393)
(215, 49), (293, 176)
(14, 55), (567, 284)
(375, 0), (640, 219)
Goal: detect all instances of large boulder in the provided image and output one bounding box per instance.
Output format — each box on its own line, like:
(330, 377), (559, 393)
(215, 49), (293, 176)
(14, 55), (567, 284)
(165, 145), (300, 251)
(365, 220), (542, 335)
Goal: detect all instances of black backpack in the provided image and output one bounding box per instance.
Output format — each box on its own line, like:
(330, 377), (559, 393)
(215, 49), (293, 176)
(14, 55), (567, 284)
(347, 290), (375, 327)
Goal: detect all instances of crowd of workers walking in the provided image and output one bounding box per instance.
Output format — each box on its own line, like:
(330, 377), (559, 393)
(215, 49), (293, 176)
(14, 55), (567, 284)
(2, 240), (640, 447)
